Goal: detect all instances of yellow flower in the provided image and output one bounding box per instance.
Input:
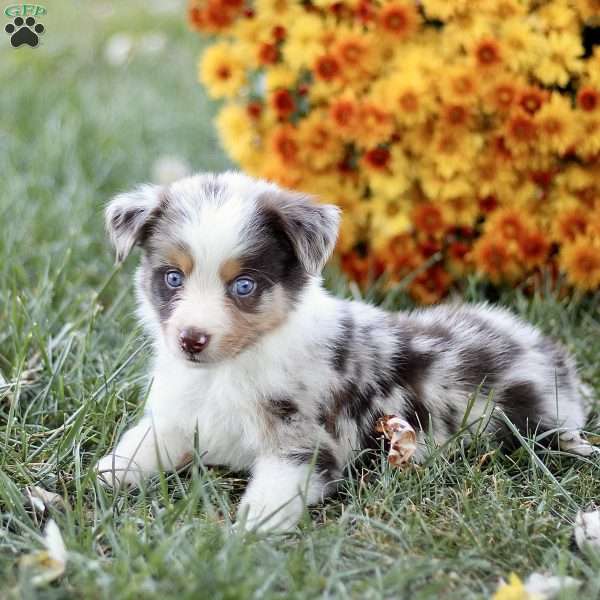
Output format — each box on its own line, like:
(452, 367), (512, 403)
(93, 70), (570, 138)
(430, 130), (484, 179)
(586, 48), (600, 88)
(355, 102), (395, 149)
(199, 43), (246, 98)
(492, 574), (536, 600)
(216, 105), (258, 164)
(331, 27), (381, 82)
(297, 111), (345, 171)
(371, 70), (435, 127)
(471, 157), (518, 203)
(265, 65), (297, 92)
(282, 13), (325, 69)
(557, 164), (599, 203)
(365, 145), (412, 201)
(499, 19), (544, 73)
(576, 0), (600, 20)
(443, 15), (494, 57)
(537, 1), (579, 32)
(574, 112), (600, 158)
(441, 195), (479, 227)
(231, 17), (268, 52)
(255, 0), (302, 20)
(369, 202), (412, 251)
(534, 31), (583, 86)
(419, 165), (475, 201)
(478, 0), (527, 19)
(438, 64), (479, 105)
(534, 92), (577, 155)
(420, 0), (471, 21)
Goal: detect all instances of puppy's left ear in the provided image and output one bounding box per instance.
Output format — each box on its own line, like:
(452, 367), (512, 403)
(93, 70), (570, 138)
(105, 184), (165, 262)
(264, 190), (341, 275)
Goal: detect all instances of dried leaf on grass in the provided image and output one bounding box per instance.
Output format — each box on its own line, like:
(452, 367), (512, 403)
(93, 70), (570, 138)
(375, 415), (417, 467)
(23, 485), (66, 515)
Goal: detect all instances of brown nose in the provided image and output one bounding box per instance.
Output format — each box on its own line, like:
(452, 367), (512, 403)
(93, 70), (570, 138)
(179, 328), (211, 354)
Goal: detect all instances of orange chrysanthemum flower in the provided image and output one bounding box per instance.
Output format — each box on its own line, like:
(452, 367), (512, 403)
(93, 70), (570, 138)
(355, 0), (377, 23)
(473, 38), (502, 70)
(269, 124), (300, 166)
(412, 203), (446, 238)
(331, 30), (379, 78)
(442, 66), (479, 103)
(505, 110), (538, 146)
(329, 94), (361, 140)
(246, 100), (263, 120)
(358, 102), (395, 148)
(485, 80), (519, 113)
(441, 103), (471, 128)
(479, 195), (500, 213)
(555, 207), (589, 243)
(410, 265), (452, 305)
(485, 207), (531, 242)
(518, 86), (548, 116)
(258, 42), (279, 65)
(561, 238), (600, 291)
(578, 86), (600, 112)
(473, 235), (521, 283)
(518, 229), (550, 268)
(314, 54), (341, 82)
(270, 89), (296, 119)
(378, 2), (419, 40)
(362, 146), (391, 172)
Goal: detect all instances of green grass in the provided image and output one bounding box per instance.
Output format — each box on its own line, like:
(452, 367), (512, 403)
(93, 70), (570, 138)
(2, 3), (600, 598)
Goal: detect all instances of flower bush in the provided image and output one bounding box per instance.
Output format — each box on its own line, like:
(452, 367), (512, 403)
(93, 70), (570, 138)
(189, 0), (600, 303)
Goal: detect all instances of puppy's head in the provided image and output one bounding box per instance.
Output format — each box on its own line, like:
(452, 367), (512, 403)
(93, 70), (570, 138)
(105, 172), (340, 364)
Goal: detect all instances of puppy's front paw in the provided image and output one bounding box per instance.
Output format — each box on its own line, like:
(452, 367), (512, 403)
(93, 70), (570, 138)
(237, 499), (303, 534)
(95, 454), (144, 489)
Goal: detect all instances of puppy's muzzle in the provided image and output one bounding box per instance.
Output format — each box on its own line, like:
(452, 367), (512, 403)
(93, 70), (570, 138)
(179, 327), (211, 355)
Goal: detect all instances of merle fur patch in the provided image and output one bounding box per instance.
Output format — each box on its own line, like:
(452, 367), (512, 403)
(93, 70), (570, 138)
(267, 397), (299, 424)
(288, 446), (339, 478)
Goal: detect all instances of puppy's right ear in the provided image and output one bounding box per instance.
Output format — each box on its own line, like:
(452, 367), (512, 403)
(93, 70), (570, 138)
(105, 184), (164, 262)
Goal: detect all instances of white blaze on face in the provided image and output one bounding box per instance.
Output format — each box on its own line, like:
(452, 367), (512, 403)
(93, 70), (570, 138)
(162, 181), (258, 361)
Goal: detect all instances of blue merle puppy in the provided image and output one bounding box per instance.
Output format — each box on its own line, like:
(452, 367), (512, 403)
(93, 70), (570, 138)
(95, 172), (595, 532)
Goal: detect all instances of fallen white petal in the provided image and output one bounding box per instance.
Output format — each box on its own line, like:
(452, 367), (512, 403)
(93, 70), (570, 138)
(20, 520), (67, 586)
(524, 572), (581, 599)
(44, 520), (67, 565)
(575, 510), (600, 551)
(103, 33), (133, 67)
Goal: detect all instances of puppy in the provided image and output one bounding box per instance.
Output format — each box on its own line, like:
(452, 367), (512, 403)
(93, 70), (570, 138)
(96, 172), (595, 532)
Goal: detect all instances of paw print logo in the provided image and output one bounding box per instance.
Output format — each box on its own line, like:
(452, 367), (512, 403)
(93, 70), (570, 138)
(5, 16), (45, 48)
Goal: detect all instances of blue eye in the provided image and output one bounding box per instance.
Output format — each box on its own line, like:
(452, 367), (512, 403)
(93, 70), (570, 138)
(232, 276), (256, 297)
(165, 269), (184, 289)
